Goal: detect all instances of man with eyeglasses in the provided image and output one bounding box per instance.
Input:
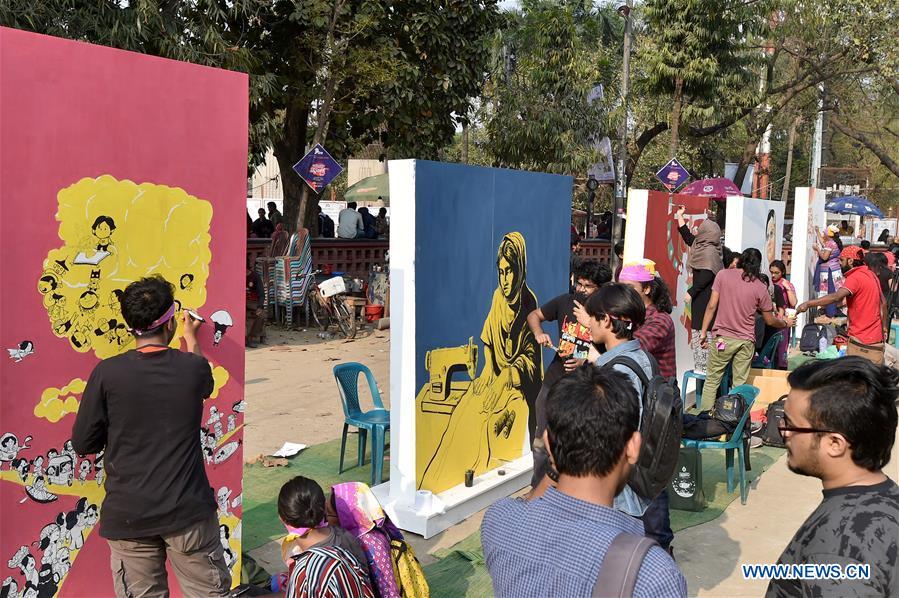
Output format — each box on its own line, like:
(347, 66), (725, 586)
(767, 357), (899, 597)
(527, 259), (611, 487)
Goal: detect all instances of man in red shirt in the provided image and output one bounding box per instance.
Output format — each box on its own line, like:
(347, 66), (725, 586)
(798, 245), (886, 364)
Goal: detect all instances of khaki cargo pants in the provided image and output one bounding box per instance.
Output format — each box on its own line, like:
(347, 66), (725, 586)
(107, 514), (231, 598)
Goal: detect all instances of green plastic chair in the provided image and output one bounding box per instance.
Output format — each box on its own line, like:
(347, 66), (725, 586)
(333, 363), (390, 486)
(681, 384), (760, 505)
(752, 332), (783, 369)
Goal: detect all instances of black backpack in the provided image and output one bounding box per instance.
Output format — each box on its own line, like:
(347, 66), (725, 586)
(760, 397), (787, 448)
(798, 323), (836, 353)
(605, 354), (683, 500)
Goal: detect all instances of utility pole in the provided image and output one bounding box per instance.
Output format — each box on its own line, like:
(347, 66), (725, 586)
(612, 0), (633, 272)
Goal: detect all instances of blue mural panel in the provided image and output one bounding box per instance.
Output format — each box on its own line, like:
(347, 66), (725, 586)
(412, 160), (571, 493)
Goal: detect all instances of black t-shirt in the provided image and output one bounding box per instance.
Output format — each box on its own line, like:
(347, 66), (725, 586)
(767, 478), (899, 597)
(72, 347), (216, 539)
(540, 293), (593, 388)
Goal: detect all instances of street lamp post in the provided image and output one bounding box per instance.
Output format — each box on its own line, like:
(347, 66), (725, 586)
(612, 0), (633, 273)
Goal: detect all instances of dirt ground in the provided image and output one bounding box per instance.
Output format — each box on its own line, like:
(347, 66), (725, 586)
(242, 323), (390, 457)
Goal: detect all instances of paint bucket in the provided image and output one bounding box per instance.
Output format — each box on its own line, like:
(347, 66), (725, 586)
(365, 304), (384, 323)
(414, 490), (433, 512)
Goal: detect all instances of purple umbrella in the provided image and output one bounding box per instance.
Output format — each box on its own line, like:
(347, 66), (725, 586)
(681, 178), (743, 201)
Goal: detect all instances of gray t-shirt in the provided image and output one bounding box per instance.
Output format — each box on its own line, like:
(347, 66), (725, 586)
(767, 478), (899, 597)
(337, 208), (363, 239)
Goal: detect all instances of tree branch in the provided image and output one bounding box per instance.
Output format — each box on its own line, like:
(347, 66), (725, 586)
(830, 114), (899, 179)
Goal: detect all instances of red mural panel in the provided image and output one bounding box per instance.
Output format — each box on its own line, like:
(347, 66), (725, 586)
(0, 28), (248, 596)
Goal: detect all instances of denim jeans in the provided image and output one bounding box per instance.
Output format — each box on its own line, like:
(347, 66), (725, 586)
(639, 489), (674, 551)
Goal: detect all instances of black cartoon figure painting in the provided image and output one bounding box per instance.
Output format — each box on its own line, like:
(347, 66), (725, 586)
(73, 216), (116, 266)
(7, 341), (35, 363)
(210, 310), (233, 346)
(77, 459), (92, 483)
(12, 458), (30, 482)
(37, 274), (58, 298)
(7, 546), (38, 588)
(0, 433), (31, 462)
(219, 525), (236, 568)
(180, 273), (195, 291)
(37, 519), (70, 579)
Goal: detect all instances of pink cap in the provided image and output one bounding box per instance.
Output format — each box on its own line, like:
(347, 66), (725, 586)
(619, 259), (657, 283)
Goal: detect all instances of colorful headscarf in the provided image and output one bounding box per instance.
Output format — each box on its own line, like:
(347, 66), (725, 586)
(619, 259), (658, 283)
(331, 482), (401, 540)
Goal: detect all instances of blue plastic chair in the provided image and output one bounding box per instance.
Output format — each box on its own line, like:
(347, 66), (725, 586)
(681, 384), (760, 505)
(333, 363), (390, 486)
(752, 332), (783, 369)
(681, 366), (732, 412)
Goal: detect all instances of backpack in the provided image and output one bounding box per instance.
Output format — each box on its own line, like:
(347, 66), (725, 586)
(760, 397), (787, 448)
(605, 354), (683, 500)
(592, 533), (658, 597)
(799, 323), (836, 353)
(711, 392), (747, 427)
(389, 538), (429, 597)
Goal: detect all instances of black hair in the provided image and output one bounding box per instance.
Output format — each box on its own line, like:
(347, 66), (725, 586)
(220, 524), (231, 538)
(584, 283), (645, 340)
(641, 277), (673, 314)
(359, 207), (369, 215)
(347, 201), (358, 210)
(267, 201), (277, 209)
(865, 251), (888, 273)
(91, 215), (116, 232)
(860, 239), (871, 250)
(257, 208), (266, 215)
(787, 357), (899, 471)
(833, 235), (844, 251)
(769, 259), (787, 274)
(120, 276), (175, 335)
(19, 341), (33, 351)
(277, 476), (326, 528)
(613, 240), (624, 257)
(740, 247), (762, 282)
(378, 208), (387, 216)
(570, 232), (581, 249)
(722, 245), (735, 268)
(545, 365), (639, 477)
(576, 260), (612, 287)
(179, 273), (194, 289)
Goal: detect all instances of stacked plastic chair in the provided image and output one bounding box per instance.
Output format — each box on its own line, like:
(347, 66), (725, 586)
(255, 228), (313, 326)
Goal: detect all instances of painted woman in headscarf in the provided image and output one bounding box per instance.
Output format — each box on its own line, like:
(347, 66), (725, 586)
(676, 207), (724, 375)
(420, 232), (542, 490)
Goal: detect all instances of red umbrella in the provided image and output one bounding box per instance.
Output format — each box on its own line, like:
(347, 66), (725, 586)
(681, 178), (743, 201)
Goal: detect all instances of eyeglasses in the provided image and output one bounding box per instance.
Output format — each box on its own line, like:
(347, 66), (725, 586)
(575, 283), (598, 292)
(777, 424), (838, 436)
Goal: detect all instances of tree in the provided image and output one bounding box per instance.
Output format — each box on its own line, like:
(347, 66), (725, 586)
(639, 0), (762, 159)
(252, 0), (500, 230)
(2, 0), (500, 230)
(483, 1), (619, 175)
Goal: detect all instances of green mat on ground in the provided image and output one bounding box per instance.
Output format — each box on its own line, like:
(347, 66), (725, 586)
(421, 445), (785, 598)
(243, 432), (389, 551)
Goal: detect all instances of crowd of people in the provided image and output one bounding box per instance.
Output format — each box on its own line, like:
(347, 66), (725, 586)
(246, 201), (390, 242)
(67, 207), (899, 598)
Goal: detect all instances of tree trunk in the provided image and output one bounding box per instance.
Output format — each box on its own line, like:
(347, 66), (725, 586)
(274, 103), (310, 233)
(462, 124), (469, 163)
(732, 136), (760, 192)
(670, 76), (684, 158)
(780, 115), (801, 202)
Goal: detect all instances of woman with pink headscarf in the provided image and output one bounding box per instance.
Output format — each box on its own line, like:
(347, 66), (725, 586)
(326, 482), (403, 598)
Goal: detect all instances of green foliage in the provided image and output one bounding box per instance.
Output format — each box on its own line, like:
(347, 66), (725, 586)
(483, 1), (619, 174)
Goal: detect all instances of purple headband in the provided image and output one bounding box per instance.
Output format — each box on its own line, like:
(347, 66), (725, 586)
(132, 303), (176, 336)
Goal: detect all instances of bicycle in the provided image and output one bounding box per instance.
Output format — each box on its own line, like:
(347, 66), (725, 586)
(298, 270), (357, 339)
